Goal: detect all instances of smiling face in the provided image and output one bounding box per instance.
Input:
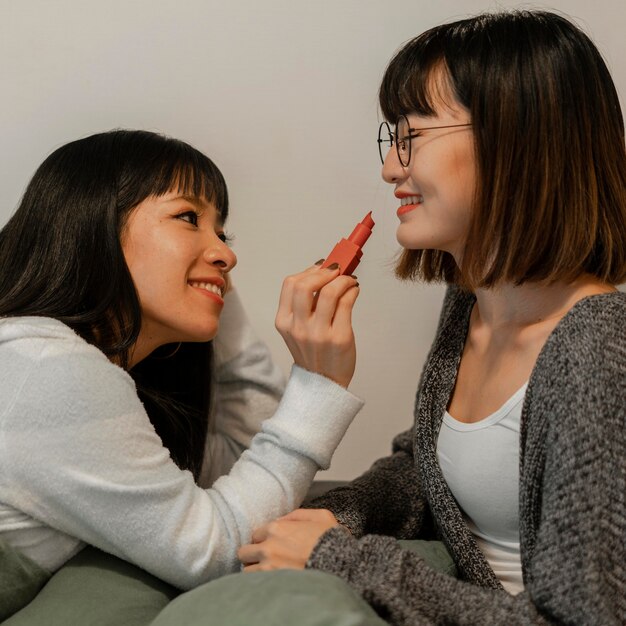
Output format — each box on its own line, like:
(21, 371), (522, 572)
(121, 190), (237, 366)
(382, 86), (475, 265)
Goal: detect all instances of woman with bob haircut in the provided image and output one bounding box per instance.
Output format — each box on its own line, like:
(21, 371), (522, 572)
(239, 11), (626, 625)
(0, 129), (363, 592)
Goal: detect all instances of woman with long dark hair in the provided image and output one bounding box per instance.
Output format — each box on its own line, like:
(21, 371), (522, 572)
(0, 129), (362, 590)
(239, 11), (626, 624)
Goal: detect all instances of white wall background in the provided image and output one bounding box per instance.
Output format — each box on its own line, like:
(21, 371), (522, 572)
(1, 0), (624, 479)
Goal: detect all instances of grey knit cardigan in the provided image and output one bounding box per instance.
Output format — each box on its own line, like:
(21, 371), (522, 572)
(307, 286), (625, 625)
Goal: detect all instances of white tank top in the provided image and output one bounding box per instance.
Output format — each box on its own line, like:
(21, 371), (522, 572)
(436, 384), (527, 595)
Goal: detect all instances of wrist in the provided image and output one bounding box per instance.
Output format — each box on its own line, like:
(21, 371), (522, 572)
(292, 363), (351, 389)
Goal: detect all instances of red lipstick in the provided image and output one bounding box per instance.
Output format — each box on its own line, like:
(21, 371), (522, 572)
(321, 211), (375, 275)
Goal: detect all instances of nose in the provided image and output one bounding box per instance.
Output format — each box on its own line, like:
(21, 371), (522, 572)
(203, 233), (237, 273)
(381, 147), (407, 185)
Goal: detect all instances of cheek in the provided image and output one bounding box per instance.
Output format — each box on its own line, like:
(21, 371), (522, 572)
(124, 234), (185, 301)
(451, 140), (476, 192)
(124, 239), (157, 287)
(443, 144), (476, 216)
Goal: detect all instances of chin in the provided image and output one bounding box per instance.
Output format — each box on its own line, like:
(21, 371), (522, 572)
(396, 226), (425, 249)
(176, 324), (220, 344)
(396, 235), (427, 250)
(193, 329), (219, 343)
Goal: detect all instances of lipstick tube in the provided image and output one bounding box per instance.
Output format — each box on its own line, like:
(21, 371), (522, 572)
(321, 211), (375, 276)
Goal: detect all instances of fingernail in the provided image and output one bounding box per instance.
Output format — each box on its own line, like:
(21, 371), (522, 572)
(314, 259), (325, 266)
(354, 282), (359, 288)
(326, 263), (340, 270)
(350, 275), (357, 280)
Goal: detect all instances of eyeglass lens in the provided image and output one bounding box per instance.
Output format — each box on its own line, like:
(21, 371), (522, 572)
(377, 121), (392, 164)
(395, 115), (411, 167)
(377, 116), (411, 166)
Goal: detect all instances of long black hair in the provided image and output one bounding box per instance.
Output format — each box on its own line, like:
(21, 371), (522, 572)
(0, 129), (229, 479)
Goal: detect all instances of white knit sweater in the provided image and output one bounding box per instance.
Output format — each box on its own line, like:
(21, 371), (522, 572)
(0, 290), (363, 589)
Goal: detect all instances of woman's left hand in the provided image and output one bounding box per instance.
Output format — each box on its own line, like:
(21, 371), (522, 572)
(238, 509), (340, 571)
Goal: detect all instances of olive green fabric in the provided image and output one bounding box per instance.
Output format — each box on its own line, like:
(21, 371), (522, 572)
(150, 569), (387, 626)
(0, 540), (51, 621)
(150, 540), (456, 626)
(4, 546), (179, 626)
(4, 539), (455, 625)
(398, 538), (458, 577)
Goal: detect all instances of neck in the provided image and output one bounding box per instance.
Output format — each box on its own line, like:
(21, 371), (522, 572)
(472, 276), (616, 331)
(112, 327), (162, 370)
(127, 340), (153, 369)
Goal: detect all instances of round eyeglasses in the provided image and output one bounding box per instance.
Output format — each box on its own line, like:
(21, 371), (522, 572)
(377, 115), (472, 166)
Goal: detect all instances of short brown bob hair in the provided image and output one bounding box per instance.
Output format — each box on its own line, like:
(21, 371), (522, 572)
(380, 11), (626, 288)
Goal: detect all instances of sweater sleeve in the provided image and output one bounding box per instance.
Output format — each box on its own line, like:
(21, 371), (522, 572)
(309, 529), (536, 625)
(0, 333), (363, 591)
(199, 288), (286, 487)
(305, 428), (434, 539)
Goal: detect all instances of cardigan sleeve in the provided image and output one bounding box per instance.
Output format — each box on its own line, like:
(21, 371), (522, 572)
(307, 365), (625, 625)
(309, 403), (624, 626)
(305, 428), (434, 539)
(309, 529), (541, 625)
(307, 297), (626, 626)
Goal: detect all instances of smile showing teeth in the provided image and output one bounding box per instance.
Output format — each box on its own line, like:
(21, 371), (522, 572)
(401, 195), (424, 206)
(188, 281), (223, 298)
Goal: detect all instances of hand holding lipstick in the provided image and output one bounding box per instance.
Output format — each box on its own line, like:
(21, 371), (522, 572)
(275, 263), (359, 388)
(275, 212), (374, 388)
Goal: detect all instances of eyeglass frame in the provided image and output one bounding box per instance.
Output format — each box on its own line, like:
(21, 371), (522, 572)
(377, 115), (472, 166)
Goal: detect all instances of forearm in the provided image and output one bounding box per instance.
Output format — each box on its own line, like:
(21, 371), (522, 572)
(175, 367), (364, 586)
(4, 360), (363, 591)
(309, 530), (551, 626)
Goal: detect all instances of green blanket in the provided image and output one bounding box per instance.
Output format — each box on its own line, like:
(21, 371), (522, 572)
(4, 539), (456, 625)
(0, 541), (50, 622)
(3, 546), (178, 626)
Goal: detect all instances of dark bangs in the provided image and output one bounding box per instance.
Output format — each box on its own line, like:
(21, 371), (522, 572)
(115, 130), (229, 224)
(379, 28), (456, 122)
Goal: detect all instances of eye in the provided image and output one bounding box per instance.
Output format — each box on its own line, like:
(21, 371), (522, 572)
(176, 210), (199, 226)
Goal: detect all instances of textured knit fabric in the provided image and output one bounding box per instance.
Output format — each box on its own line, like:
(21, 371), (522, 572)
(0, 290), (364, 590)
(307, 286), (625, 625)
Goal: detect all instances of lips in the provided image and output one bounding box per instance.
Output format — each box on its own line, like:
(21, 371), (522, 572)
(399, 194), (424, 206)
(396, 194), (424, 217)
(188, 279), (225, 304)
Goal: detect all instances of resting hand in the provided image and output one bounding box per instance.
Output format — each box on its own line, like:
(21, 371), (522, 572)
(275, 263), (359, 388)
(238, 509), (340, 572)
